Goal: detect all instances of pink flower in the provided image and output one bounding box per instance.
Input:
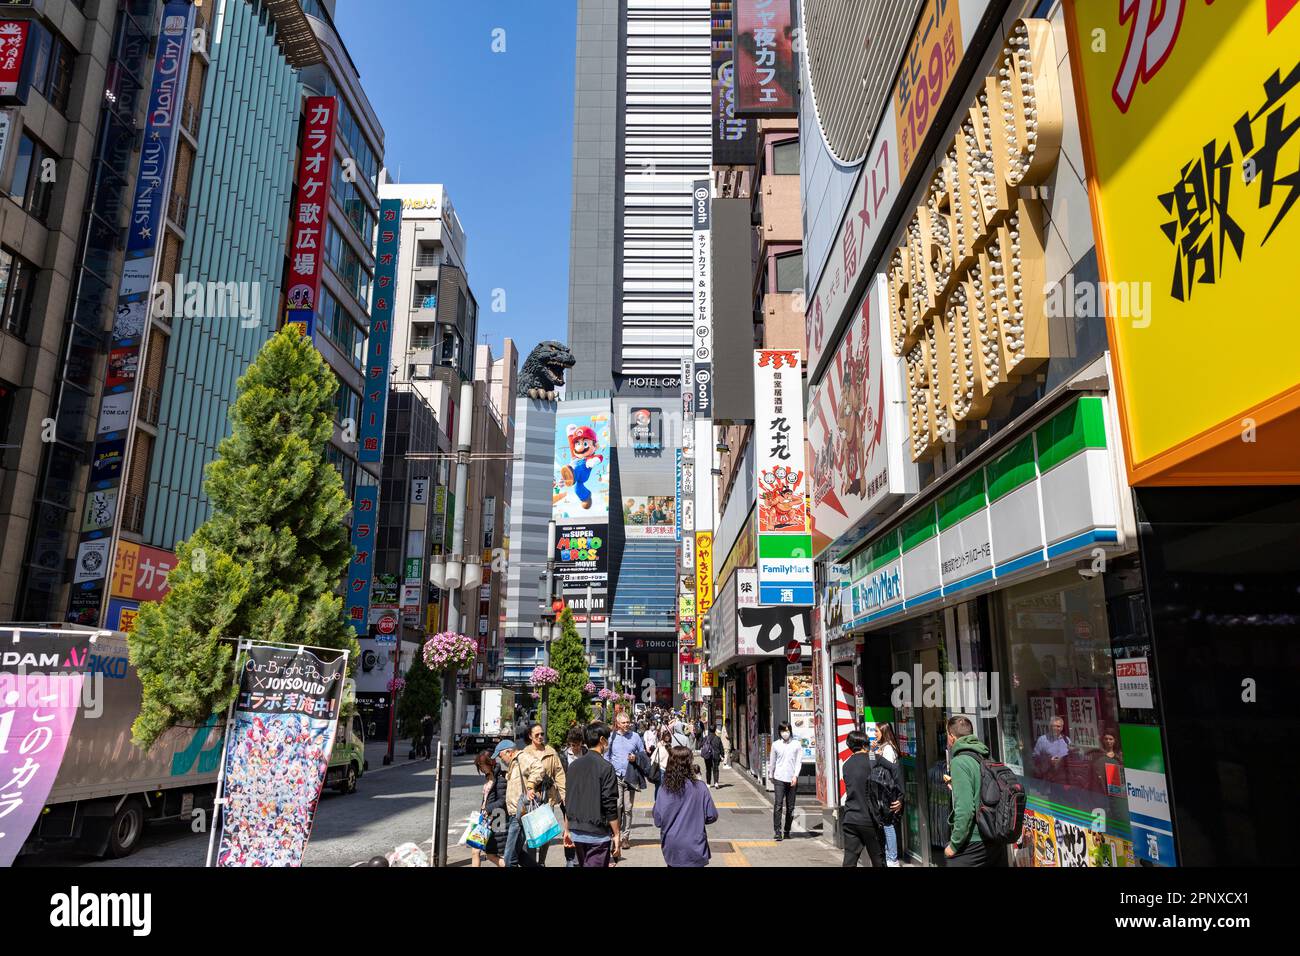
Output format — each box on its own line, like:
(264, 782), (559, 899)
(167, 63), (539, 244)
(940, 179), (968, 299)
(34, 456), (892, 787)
(529, 666), (560, 687)
(421, 632), (477, 672)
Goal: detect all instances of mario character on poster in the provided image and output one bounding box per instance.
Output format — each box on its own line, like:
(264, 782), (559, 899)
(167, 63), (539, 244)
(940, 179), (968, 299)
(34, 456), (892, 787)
(553, 413), (610, 520)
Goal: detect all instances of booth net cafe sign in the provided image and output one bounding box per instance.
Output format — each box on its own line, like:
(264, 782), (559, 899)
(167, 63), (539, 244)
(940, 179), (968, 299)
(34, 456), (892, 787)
(886, 20), (1063, 463)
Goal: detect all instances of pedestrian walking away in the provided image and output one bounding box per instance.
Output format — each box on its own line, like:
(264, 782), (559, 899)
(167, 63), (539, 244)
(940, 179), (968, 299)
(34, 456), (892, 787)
(944, 716), (1003, 867)
(871, 722), (905, 866)
(562, 722), (622, 867)
(420, 713), (434, 759)
(653, 745), (718, 867)
(506, 722), (567, 867)
(700, 724), (724, 788)
(472, 750), (505, 868)
(606, 711), (649, 849)
(768, 721), (802, 841)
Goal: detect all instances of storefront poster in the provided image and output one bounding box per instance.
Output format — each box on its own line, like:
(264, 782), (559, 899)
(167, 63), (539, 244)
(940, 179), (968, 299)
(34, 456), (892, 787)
(0, 672), (83, 867)
(553, 412), (611, 520)
(1054, 816), (1089, 868)
(1025, 808), (1058, 867)
(1116, 656), (1154, 709)
(1064, 0), (1300, 484)
(216, 645), (347, 867)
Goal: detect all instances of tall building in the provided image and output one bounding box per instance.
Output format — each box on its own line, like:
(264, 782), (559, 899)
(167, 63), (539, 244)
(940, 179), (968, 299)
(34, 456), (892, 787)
(2, 0), (129, 621)
(554, 0), (713, 703)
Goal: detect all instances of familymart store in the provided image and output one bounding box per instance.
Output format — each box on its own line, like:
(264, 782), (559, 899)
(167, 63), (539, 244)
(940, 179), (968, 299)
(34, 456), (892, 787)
(831, 394), (1175, 867)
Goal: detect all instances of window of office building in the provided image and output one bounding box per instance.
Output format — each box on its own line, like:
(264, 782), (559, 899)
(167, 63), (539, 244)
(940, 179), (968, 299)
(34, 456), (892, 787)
(774, 250), (803, 293)
(9, 133), (58, 224)
(771, 139), (799, 175)
(0, 247), (38, 339)
(25, 21), (76, 115)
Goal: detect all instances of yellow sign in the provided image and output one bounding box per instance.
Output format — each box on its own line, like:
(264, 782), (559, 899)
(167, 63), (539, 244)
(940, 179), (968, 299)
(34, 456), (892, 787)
(894, 0), (964, 175)
(1065, 0), (1300, 483)
(694, 532), (714, 614)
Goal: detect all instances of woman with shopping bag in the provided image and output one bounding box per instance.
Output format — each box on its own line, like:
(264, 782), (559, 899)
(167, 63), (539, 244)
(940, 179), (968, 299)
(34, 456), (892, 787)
(505, 722), (568, 867)
(466, 750), (504, 867)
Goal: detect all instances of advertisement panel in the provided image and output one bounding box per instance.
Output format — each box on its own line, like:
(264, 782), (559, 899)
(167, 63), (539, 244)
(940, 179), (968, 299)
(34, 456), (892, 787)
(892, 0), (963, 177)
(553, 411), (611, 521)
(109, 542), (176, 603)
(737, 604), (809, 657)
(754, 350), (813, 605)
(691, 181), (713, 417)
(344, 485), (379, 627)
(622, 495), (677, 538)
(733, 0), (797, 116)
(694, 531), (714, 613)
(713, 46), (759, 164)
(555, 524), (607, 588)
(1064, 0), (1300, 483)
(627, 406), (663, 450)
(216, 645), (346, 866)
(284, 96), (338, 333)
(0, 20), (30, 99)
(808, 276), (914, 555)
(358, 199), (402, 463)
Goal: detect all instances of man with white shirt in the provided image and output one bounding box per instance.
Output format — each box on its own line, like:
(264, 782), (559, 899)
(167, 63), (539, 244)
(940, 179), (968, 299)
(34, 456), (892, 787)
(767, 721), (803, 841)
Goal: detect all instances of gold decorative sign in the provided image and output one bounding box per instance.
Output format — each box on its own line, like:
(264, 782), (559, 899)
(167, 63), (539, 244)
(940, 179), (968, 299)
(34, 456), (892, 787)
(886, 20), (1063, 461)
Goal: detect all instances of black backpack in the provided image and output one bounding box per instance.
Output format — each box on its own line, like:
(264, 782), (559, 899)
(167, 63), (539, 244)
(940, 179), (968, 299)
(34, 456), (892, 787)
(701, 737), (716, 761)
(955, 751), (1026, 845)
(867, 760), (902, 822)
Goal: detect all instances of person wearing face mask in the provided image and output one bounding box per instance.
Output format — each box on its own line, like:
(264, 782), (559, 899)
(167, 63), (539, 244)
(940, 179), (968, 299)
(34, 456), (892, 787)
(767, 721), (803, 841)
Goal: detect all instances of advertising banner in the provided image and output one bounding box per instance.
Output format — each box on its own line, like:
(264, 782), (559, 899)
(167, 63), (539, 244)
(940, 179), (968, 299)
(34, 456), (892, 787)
(694, 531), (714, 613)
(733, 0), (797, 116)
(553, 411), (611, 521)
(358, 199), (402, 463)
(691, 181), (713, 417)
(555, 524), (607, 588)
(737, 604), (809, 657)
(0, 20), (30, 99)
(216, 644), (347, 866)
(675, 449), (683, 541)
(0, 667), (83, 867)
(713, 46), (759, 164)
(1064, 0), (1300, 484)
(623, 495), (677, 538)
(344, 485), (379, 627)
(284, 96), (338, 333)
(109, 542), (176, 603)
(627, 406), (663, 450)
(893, 0), (963, 178)
(808, 276), (914, 555)
(754, 350), (813, 604)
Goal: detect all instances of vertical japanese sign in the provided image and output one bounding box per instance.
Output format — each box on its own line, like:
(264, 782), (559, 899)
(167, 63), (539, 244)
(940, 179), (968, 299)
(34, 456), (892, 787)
(1064, 0), (1300, 483)
(344, 484), (379, 629)
(1120, 723), (1177, 867)
(694, 531), (714, 613)
(68, 1), (194, 625)
(358, 199), (402, 463)
(285, 96), (338, 338)
(691, 181), (713, 418)
(675, 448), (683, 541)
(733, 0), (797, 116)
(754, 350), (813, 605)
(0, 20), (30, 98)
(0, 664), (83, 867)
(215, 645), (347, 867)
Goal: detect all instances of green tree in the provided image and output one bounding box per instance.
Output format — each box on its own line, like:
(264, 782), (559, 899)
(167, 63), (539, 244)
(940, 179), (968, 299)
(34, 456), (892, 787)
(396, 657), (442, 744)
(546, 608), (591, 747)
(128, 327), (360, 747)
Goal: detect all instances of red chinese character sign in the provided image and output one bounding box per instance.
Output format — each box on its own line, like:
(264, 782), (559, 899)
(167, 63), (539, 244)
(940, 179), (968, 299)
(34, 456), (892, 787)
(0, 20), (30, 99)
(285, 96), (337, 336)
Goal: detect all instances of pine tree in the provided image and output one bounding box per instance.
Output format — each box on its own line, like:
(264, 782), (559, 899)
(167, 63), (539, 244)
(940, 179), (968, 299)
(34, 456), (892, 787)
(546, 608), (591, 747)
(128, 327), (360, 748)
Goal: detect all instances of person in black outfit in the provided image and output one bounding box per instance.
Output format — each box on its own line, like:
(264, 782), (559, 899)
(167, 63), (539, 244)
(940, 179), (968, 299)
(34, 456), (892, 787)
(700, 724), (724, 788)
(420, 714), (434, 760)
(840, 729), (903, 866)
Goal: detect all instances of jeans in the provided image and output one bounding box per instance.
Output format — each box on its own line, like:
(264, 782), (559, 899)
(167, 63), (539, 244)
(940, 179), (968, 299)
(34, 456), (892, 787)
(704, 759), (721, 786)
(884, 821), (898, 863)
(618, 780), (639, 842)
(841, 821), (885, 867)
(505, 815), (525, 867)
(773, 779), (796, 836)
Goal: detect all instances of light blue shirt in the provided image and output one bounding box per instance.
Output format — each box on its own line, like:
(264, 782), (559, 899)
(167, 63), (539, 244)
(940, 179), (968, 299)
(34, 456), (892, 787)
(606, 729), (646, 779)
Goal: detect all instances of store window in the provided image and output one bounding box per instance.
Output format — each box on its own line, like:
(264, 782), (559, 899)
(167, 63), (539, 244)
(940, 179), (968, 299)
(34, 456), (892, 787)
(995, 570), (1131, 867)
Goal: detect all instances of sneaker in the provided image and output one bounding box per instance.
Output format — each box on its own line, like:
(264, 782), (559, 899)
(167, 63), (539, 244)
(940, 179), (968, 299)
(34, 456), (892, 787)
(774, 833), (783, 842)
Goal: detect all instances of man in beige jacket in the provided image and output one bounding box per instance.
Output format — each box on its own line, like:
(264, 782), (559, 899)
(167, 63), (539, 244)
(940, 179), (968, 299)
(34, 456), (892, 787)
(505, 722), (567, 867)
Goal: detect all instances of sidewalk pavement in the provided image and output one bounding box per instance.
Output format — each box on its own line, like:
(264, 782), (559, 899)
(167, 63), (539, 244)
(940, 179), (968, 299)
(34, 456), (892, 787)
(442, 757), (844, 868)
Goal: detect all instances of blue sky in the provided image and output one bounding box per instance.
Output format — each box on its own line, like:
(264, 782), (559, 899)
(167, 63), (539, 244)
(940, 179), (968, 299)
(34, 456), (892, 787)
(335, 0), (576, 362)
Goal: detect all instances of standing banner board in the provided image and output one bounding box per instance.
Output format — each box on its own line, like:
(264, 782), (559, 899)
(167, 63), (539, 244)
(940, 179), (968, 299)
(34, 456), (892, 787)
(215, 645), (347, 867)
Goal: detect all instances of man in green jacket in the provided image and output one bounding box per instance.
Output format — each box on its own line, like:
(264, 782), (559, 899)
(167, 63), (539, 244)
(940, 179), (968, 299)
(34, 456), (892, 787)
(943, 715), (1001, 867)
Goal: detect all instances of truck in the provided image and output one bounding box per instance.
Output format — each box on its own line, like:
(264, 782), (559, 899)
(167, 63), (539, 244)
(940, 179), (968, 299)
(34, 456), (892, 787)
(4, 625), (365, 860)
(453, 686), (516, 755)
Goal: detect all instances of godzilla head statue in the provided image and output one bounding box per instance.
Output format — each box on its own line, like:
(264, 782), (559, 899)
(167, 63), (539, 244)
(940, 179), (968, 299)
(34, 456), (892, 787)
(518, 340), (576, 401)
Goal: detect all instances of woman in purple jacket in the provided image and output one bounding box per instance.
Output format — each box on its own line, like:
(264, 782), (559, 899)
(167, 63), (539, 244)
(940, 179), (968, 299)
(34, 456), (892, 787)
(652, 746), (719, 867)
